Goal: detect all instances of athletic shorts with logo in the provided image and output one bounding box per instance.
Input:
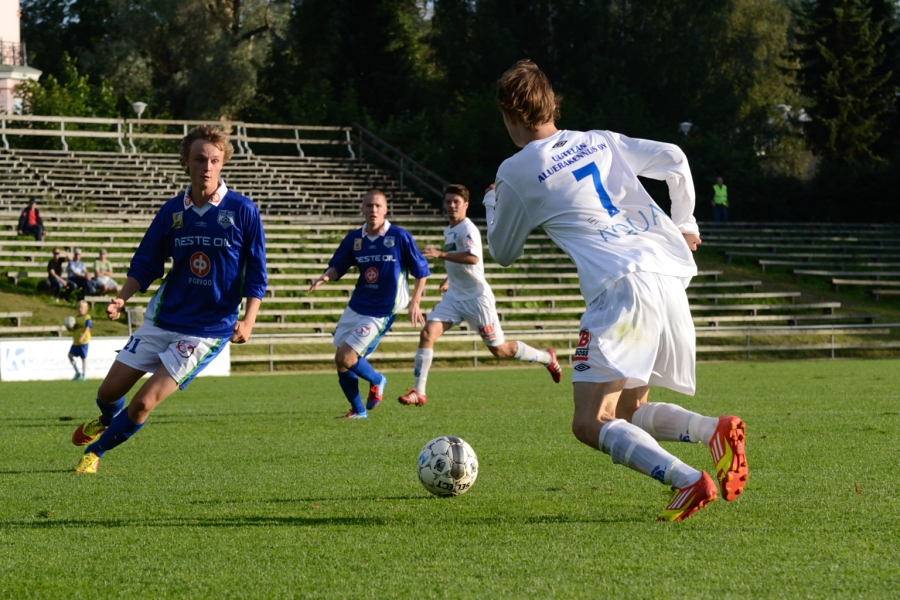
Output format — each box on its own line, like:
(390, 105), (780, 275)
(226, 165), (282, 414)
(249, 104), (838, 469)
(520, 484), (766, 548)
(332, 306), (395, 357)
(427, 294), (505, 347)
(571, 271), (696, 395)
(115, 322), (229, 390)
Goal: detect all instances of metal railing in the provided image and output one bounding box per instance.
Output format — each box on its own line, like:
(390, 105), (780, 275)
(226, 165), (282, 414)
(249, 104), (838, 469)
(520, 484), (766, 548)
(351, 122), (448, 200)
(0, 41), (27, 67)
(0, 115), (355, 156)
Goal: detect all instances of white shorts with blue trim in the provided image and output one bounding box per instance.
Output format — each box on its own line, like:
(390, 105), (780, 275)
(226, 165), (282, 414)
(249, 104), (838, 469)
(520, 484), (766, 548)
(114, 322), (230, 390)
(332, 307), (395, 357)
(571, 271), (696, 395)
(426, 294), (505, 347)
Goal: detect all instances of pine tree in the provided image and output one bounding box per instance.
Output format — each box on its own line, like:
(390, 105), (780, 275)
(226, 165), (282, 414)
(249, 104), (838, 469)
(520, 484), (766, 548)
(795, 0), (897, 163)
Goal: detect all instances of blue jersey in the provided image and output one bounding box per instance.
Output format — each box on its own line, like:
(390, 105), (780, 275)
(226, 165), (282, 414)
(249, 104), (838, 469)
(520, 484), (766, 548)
(329, 221), (430, 317)
(128, 181), (267, 337)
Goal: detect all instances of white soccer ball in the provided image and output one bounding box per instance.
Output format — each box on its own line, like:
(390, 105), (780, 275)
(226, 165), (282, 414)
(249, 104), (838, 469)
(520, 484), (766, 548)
(416, 436), (478, 497)
(63, 316), (76, 331)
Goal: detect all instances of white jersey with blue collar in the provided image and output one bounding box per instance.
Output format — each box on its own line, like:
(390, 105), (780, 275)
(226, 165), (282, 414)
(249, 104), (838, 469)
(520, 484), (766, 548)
(328, 220), (430, 318)
(129, 180), (268, 338)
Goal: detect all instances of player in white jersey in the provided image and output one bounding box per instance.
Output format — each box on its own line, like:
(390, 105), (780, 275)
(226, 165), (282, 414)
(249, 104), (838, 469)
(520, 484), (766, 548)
(485, 60), (748, 521)
(397, 184), (562, 406)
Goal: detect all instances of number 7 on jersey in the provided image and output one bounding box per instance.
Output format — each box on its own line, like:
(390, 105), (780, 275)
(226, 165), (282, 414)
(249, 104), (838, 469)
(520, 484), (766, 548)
(573, 162), (620, 218)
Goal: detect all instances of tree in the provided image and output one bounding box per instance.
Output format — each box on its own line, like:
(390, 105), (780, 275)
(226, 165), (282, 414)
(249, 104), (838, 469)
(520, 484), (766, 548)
(795, 0), (898, 164)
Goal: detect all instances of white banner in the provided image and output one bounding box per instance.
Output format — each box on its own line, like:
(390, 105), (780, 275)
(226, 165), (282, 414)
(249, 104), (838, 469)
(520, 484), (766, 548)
(0, 337), (230, 382)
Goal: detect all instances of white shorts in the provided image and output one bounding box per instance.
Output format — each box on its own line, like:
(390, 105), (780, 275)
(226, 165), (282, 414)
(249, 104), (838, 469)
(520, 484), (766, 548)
(571, 271), (696, 395)
(332, 307), (395, 357)
(115, 322), (230, 390)
(427, 294), (505, 347)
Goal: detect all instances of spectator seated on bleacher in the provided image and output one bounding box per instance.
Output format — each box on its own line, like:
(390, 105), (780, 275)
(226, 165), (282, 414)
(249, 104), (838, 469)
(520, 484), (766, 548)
(92, 249), (119, 295)
(17, 198), (44, 241)
(66, 248), (96, 299)
(47, 247), (76, 301)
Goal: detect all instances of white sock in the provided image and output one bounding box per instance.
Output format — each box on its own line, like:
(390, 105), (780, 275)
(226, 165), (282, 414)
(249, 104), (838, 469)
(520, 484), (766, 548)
(413, 348), (433, 394)
(513, 342), (551, 365)
(599, 419), (701, 488)
(632, 402), (717, 444)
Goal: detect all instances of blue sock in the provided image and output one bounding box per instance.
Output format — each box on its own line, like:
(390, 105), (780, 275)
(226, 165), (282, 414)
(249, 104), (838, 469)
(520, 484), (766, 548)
(338, 370), (366, 414)
(87, 409), (144, 458)
(349, 357), (381, 385)
(97, 396), (125, 427)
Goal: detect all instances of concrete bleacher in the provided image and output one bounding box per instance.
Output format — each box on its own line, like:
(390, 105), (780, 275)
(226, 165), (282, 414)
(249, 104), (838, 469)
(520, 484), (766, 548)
(1, 148), (897, 361)
(0, 149), (440, 218)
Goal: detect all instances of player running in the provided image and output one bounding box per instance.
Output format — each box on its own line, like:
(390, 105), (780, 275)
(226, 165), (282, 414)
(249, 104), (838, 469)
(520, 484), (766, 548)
(309, 190), (430, 419)
(485, 60), (748, 521)
(397, 184), (561, 406)
(72, 125), (267, 474)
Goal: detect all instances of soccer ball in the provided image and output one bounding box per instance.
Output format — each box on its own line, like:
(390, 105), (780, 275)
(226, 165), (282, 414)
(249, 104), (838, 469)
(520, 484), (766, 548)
(63, 316), (76, 331)
(416, 436), (478, 497)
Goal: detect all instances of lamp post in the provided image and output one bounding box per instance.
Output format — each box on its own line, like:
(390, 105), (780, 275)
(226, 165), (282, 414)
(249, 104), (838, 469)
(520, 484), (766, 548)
(128, 102), (147, 153)
(679, 121), (693, 136)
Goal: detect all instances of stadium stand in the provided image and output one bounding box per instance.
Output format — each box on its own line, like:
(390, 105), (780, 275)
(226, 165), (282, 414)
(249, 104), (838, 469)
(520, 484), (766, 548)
(1, 121), (898, 364)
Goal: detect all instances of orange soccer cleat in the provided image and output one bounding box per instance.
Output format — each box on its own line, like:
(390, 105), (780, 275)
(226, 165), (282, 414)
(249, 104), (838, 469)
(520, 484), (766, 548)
(72, 416), (107, 446)
(709, 415), (749, 501)
(366, 375), (387, 411)
(546, 348), (562, 383)
(658, 471), (717, 522)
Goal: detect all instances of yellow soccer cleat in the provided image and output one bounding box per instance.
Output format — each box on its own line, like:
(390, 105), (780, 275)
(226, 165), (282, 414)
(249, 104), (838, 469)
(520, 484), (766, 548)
(72, 416), (107, 446)
(73, 452), (101, 474)
(658, 471), (717, 522)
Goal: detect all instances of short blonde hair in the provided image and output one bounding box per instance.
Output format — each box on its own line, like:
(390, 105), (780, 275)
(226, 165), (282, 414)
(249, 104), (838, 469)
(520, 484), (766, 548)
(179, 125), (234, 174)
(495, 60), (561, 131)
(76, 300), (88, 311)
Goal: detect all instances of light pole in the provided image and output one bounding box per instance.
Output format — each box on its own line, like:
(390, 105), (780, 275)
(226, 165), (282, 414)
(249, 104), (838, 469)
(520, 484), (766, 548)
(128, 102), (147, 153)
(679, 121), (693, 136)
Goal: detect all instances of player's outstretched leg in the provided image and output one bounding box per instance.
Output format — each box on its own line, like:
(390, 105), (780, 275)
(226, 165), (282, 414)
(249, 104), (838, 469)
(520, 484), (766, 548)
(72, 396), (125, 446)
(337, 370), (367, 418)
(598, 419), (716, 522)
(491, 341), (561, 382)
(631, 403), (748, 500)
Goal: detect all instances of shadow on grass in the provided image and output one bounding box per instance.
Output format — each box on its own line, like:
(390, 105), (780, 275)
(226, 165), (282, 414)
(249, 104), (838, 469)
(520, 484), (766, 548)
(0, 512), (643, 529)
(0, 469), (73, 475)
(0, 515), (389, 529)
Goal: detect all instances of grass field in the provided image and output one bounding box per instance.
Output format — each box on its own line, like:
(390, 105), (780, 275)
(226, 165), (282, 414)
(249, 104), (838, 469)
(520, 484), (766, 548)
(2, 360), (899, 598)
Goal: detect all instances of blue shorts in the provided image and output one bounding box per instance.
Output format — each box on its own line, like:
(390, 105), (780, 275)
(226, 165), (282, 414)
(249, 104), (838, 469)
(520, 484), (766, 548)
(69, 344), (89, 359)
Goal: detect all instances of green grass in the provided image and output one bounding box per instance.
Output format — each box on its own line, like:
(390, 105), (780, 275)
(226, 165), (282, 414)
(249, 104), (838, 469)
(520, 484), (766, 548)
(2, 361), (900, 598)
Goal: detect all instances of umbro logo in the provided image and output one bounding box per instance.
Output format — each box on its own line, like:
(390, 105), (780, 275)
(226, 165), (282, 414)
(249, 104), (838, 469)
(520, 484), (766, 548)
(552, 139), (568, 148)
(573, 363), (591, 372)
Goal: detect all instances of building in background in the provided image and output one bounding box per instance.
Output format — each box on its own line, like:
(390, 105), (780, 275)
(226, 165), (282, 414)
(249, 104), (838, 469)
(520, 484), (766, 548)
(0, 0), (41, 114)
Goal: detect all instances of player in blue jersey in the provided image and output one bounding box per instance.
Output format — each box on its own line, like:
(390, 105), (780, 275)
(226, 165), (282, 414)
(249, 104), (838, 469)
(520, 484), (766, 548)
(72, 125), (267, 474)
(308, 190), (430, 419)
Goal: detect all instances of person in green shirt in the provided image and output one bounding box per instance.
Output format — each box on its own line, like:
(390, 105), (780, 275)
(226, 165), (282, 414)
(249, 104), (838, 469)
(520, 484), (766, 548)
(68, 300), (92, 381)
(711, 176), (728, 223)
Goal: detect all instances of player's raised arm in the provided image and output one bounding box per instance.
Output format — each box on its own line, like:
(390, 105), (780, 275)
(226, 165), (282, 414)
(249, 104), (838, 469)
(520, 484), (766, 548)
(483, 182), (531, 267)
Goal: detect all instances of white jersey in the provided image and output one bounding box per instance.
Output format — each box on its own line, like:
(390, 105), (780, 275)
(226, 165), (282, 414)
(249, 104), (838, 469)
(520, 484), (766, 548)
(486, 129), (698, 306)
(442, 218), (493, 302)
